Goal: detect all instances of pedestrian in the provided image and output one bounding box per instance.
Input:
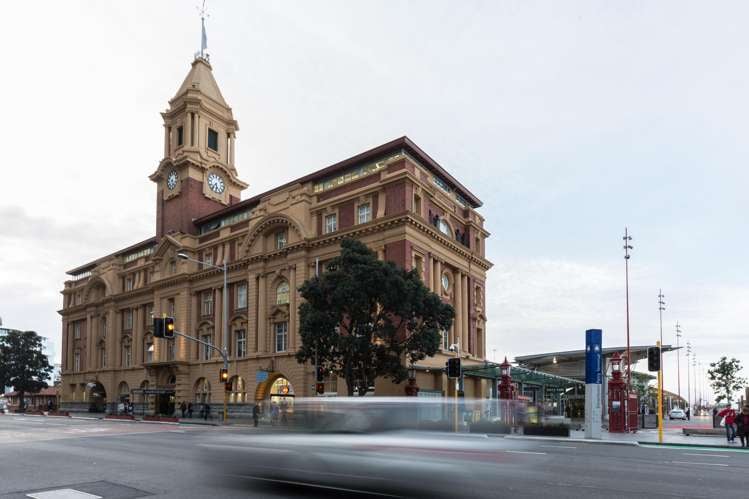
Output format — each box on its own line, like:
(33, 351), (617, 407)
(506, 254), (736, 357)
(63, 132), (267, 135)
(685, 407), (690, 421)
(718, 406), (737, 443)
(252, 404), (260, 427)
(735, 406), (749, 448)
(180, 401), (187, 418)
(187, 402), (193, 418)
(203, 403), (210, 421)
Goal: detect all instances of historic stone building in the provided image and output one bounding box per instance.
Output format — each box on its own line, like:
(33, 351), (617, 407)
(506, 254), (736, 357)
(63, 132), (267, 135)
(59, 55), (492, 416)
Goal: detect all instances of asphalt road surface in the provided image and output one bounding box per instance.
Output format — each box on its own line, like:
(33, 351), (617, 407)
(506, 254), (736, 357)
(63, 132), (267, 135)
(0, 415), (747, 498)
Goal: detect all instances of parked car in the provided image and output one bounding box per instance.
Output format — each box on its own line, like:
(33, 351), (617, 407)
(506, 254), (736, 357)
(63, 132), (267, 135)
(669, 408), (687, 420)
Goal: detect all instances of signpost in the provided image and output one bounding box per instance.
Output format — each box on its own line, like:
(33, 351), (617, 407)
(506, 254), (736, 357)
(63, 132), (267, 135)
(585, 329), (603, 439)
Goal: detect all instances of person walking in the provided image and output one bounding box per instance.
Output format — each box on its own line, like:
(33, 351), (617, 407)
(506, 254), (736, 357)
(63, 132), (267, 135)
(252, 404), (260, 428)
(718, 406), (737, 443)
(187, 402), (193, 418)
(735, 406), (749, 448)
(685, 407), (690, 421)
(203, 403), (211, 421)
(180, 401), (187, 418)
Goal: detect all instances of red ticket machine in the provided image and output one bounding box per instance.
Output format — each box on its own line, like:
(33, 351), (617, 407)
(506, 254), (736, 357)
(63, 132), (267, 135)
(608, 352), (627, 433)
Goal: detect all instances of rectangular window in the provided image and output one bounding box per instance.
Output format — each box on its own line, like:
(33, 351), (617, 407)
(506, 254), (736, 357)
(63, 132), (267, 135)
(167, 341), (175, 361)
(201, 334), (213, 360)
(442, 330), (449, 350)
(414, 194), (422, 216)
(208, 128), (219, 151)
(357, 203), (372, 224)
(177, 126), (184, 146)
(123, 309), (133, 331)
(123, 345), (132, 367)
(125, 276), (134, 291)
(168, 298), (176, 317)
(146, 342), (154, 363)
(276, 230), (287, 249)
(324, 213), (337, 234)
(73, 321), (81, 339)
(203, 250), (214, 267)
(201, 291), (214, 316)
(170, 259), (177, 274)
(100, 347), (107, 369)
(74, 351), (81, 371)
(101, 316), (107, 338)
(275, 322), (288, 353)
(236, 329), (247, 358)
(236, 282), (247, 309)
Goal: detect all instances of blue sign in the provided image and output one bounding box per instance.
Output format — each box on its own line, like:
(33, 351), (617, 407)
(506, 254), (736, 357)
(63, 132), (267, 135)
(585, 329), (602, 385)
(255, 370), (269, 383)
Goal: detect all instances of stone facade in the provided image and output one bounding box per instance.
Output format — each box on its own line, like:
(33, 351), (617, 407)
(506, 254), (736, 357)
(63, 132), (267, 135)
(59, 56), (492, 415)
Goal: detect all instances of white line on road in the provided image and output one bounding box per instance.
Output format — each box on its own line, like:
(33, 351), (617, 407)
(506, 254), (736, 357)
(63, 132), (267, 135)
(682, 453), (729, 459)
(670, 461), (729, 467)
(540, 445), (577, 449)
(505, 450), (547, 455)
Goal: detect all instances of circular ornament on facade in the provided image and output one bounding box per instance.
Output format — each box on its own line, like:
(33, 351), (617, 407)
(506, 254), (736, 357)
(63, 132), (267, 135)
(441, 274), (450, 293)
(166, 170), (179, 190)
(207, 173), (225, 193)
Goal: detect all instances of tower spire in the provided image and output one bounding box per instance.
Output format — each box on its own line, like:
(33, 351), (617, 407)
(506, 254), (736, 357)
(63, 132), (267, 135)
(196, 1), (209, 61)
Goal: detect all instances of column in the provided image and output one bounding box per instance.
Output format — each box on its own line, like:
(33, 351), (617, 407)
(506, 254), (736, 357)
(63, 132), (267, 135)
(454, 271), (463, 353)
(461, 274), (469, 354)
(61, 320), (68, 371)
(257, 274), (267, 353)
(86, 312), (94, 371)
(426, 254), (433, 292)
(190, 113), (195, 146)
(214, 287), (223, 353)
(289, 265), (297, 350)
(191, 294), (199, 359)
(164, 125), (170, 157)
(229, 133), (235, 166)
(249, 273), (259, 353)
(434, 259), (442, 295)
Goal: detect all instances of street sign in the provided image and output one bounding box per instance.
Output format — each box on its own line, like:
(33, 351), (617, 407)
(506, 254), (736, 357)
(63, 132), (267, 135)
(256, 370), (269, 383)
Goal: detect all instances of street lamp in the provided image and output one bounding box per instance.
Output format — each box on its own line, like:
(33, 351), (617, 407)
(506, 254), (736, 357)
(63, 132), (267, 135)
(622, 228), (633, 393)
(177, 252), (229, 423)
(675, 322), (682, 403)
(658, 290), (666, 410)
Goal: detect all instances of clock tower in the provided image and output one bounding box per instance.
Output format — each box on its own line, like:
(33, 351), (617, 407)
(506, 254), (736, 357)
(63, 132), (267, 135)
(150, 55), (248, 238)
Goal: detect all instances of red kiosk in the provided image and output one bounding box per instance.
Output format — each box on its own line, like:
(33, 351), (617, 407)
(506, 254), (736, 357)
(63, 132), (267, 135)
(608, 352), (627, 432)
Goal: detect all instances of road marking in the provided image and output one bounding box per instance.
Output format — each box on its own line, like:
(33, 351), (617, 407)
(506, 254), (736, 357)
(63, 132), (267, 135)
(230, 474), (401, 497)
(682, 453), (729, 458)
(26, 489), (102, 499)
(505, 450), (547, 455)
(540, 445), (577, 449)
(670, 461), (729, 467)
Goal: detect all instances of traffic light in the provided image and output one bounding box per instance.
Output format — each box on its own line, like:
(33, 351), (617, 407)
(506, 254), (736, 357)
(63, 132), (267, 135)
(315, 382), (325, 395)
(647, 346), (661, 372)
(446, 358), (461, 379)
(219, 368), (229, 383)
(315, 366), (324, 383)
(164, 317), (175, 339)
(153, 317), (164, 338)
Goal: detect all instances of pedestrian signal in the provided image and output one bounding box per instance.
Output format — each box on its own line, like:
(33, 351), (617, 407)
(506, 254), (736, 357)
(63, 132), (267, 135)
(315, 382), (325, 395)
(446, 358), (461, 379)
(315, 366), (324, 383)
(647, 346), (660, 372)
(164, 317), (175, 339)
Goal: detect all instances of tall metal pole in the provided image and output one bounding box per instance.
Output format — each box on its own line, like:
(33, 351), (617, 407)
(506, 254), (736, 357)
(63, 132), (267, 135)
(657, 340), (663, 444)
(692, 353), (698, 414)
(623, 228), (633, 393)
(675, 323), (682, 403)
(686, 342), (691, 411)
(658, 290), (665, 412)
(222, 261), (228, 423)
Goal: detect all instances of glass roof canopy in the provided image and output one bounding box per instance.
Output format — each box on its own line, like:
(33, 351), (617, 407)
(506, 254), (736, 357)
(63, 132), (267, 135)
(462, 362), (584, 389)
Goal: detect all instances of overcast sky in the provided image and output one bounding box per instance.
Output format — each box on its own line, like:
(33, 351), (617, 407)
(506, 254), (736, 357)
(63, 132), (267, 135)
(2, 1), (747, 400)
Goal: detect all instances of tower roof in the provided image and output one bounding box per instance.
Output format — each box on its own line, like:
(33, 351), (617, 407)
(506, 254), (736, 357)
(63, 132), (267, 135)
(171, 57), (228, 108)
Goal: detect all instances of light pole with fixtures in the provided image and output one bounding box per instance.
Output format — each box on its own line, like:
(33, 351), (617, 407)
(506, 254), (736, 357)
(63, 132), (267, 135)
(177, 252), (229, 423)
(658, 290), (666, 411)
(622, 228), (633, 393)
(675, 322), (682, 402)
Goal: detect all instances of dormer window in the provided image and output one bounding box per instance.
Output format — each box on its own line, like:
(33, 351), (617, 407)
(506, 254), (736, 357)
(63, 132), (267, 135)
(276, 230), (287, 249)
(177, 126), (184, 146)
(208, 128), (219, 151)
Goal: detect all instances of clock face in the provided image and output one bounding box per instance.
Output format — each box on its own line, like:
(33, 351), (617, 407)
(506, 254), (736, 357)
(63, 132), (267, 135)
(207, 173), (225, 194)
(166, 170), (178, 190)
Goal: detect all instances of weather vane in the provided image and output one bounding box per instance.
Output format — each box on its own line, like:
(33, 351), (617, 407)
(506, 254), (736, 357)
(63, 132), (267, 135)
(196, 0), (210, 61)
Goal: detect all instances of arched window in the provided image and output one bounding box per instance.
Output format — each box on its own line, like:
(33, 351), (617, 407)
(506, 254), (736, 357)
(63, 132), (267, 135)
(194, 378), (211, 404)
(117, 381), (130, 402)
(276, 281), (290, 305)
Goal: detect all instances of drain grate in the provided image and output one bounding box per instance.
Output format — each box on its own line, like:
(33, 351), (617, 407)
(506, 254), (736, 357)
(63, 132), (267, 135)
(2, 481), (150, 499)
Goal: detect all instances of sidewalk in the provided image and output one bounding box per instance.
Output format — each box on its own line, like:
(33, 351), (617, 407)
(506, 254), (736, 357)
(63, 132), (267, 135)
(562, 427), (748, 449)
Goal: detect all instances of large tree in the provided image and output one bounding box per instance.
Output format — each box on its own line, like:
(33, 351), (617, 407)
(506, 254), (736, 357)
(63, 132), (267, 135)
(296, 238), (454, 396)
(707, 356), (746, 405)
(0, 330), (53, 411)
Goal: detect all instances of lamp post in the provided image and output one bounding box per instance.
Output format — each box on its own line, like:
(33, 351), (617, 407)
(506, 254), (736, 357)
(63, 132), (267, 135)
(675, 322), (682, 403)
(177, 252), (229, 423)
(686, 341), (691, 412)
(658, 290), (666, 411)
(622, 228), (633, 393)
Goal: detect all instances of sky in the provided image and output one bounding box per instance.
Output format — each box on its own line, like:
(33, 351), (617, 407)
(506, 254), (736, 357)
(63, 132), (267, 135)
(1, 1), (747, 402)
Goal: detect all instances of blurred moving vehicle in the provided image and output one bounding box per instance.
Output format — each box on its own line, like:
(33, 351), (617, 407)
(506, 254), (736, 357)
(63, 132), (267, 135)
(669, 408), (687, 420)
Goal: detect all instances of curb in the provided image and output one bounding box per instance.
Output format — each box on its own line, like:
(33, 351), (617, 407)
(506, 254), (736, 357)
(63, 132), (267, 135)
(503, 435), (640, 446)
(638, 441), (749, 451)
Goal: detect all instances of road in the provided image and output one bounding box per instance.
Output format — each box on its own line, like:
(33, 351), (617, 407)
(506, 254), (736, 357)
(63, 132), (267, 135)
(0, 415), (747, 498)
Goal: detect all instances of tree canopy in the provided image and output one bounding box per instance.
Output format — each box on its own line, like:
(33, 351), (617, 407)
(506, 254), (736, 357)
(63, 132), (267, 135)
(707, 356), (746, 405)
(296, 238), (454, 396)
(0, 330), (53, 410)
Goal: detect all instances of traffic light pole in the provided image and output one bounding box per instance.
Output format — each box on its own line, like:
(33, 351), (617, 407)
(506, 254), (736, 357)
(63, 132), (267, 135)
(657, 340), (663, 444)
(172, 330), (229, 424)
